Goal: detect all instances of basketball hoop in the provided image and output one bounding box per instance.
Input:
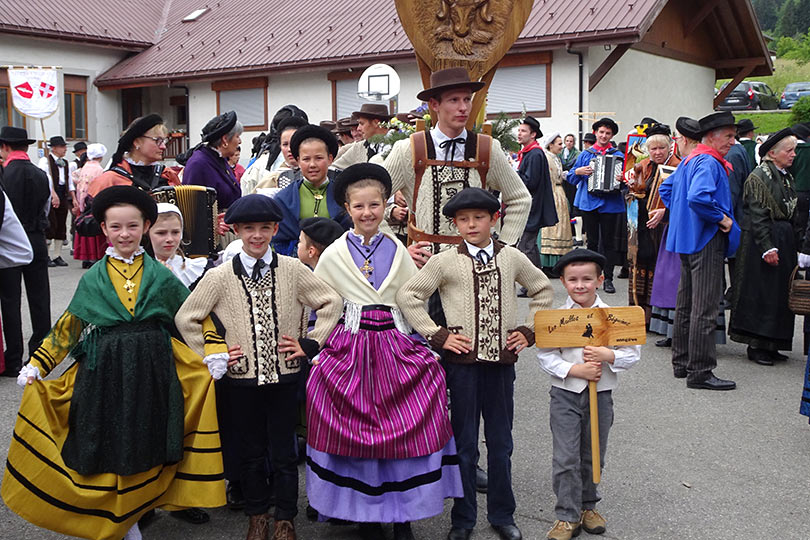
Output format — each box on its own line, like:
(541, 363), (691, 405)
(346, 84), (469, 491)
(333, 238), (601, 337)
(357, 64), (401, 101)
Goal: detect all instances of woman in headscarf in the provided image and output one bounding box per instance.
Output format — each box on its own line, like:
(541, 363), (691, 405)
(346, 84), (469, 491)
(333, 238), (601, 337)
(538, 132), (573, 274)
(73, 143), (108, 268)
(89, 114), (180, 197)
(730, 128), (801, 365)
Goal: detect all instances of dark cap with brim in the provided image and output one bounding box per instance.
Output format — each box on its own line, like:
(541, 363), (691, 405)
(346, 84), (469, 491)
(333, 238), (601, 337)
(552, 248), (607, 276)
(759, 127), (795, 158)
(351, 103), (393, 122)
(113, 114), (164, 164)
(92, 185), (158, 224)
(592, 117), (619, 136)
(416, 67), (485, 102)
(791, 123), (810, 141)
(290, 124), (339, 160)
(0, 126), (35, 145)
(300, 217), (345, 248)
(737, 118), (757, 134)
(48, 136), (67, 147)
(521, 116), (543, 139)
(675, 117), (702, 141)
(583, 133), (596, 143)
(73, 141), (87, 152)
(645, 123), (671, 137)
(698, 112), (738, 137)
(333, 163), (392, 207)
(224, 193), (284, 224)
(442, 187), (500, 217)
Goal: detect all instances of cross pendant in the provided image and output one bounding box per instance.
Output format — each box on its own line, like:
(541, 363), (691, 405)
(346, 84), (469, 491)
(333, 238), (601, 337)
(123, 279), (135, 294)
(360, 259), (374, 280)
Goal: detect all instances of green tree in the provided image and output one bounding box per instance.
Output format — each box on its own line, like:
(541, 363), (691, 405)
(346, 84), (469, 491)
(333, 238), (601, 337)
(791, 95), (810, 123)
(754, 0), (786, 31)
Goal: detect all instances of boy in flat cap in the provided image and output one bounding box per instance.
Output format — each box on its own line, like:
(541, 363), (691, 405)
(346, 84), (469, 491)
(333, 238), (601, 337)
(398, 187), (552, 540)
(176, 194), (342, 540)
(537, 249), (640, 540)
(297, 216), (345, 269)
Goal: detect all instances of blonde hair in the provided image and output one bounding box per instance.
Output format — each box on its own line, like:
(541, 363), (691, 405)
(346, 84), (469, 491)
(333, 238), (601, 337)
(345, 178), (387, 203)
(763, 135), (797, 161)
(644, 134), (671, 152)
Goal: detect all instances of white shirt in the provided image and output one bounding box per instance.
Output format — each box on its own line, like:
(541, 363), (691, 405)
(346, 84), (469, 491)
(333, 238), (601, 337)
(38, 155), (74, 191)
(0, 193), (33, 269)
(239, 248), (275, 279)
(464, 239), (494, 263)
(164, 253), (208, 288)
(431, 126), (468, 163)
(536, 294), (641, 393)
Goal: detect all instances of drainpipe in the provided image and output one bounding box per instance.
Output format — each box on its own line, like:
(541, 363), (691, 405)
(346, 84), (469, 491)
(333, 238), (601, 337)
(566, 46), (584, 146)
(171, 83), (190, 155)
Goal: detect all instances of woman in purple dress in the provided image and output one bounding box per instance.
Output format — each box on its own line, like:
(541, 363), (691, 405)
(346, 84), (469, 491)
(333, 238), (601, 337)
(306, 164), (462, 540)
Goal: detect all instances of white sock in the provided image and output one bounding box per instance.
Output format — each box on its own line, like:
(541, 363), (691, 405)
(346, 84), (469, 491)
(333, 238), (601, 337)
(573, 216), (583, 241)
(51, 241), (62, 260)
(123, 522), (142, 540)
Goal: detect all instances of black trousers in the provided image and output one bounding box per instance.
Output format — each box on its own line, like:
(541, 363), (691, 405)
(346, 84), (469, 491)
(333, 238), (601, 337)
(220, 380), (299, 519)
(0, 232), (51, 372)
(581, 210), (621, 280)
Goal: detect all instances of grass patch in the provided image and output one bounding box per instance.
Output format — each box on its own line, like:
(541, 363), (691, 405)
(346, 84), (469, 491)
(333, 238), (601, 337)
(717, 58), (810, 95)
(733, 112), (792, 134)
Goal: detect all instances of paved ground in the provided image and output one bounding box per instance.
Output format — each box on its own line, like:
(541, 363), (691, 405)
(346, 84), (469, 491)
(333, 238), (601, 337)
(0, 261), (809, 540)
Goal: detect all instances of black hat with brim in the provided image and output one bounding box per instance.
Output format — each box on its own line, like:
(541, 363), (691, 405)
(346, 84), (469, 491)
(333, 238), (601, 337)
(792, 123), (810, 141)
(201, 111), (238, 144)
(552, 248), (607, 276)
(759, 127), (795, 158)
(592, 117), (619, 136)
(92, 185), (158, 225)
(277, 116), (308, 135)
(113, 113), (164, 164)
(290, 124), (339, 160)
(0, 126), (35, 145)
(300, 217), (345, 248)
(48, 136), (67, 147)
(645, 123), (671, 137)
(224, 193), (284, 224)
(698, 112), (738, 137)
(73, 141), (87, 152)
(442, 187), (501, 218)
(333, 163), (392, 207)
(737, 118), (757, 134)
(521, 116), (543, 139)
(675, 117), (702, 141)
(583, 133), (596, 143)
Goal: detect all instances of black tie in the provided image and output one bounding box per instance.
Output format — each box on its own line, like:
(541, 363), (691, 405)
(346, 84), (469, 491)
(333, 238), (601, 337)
(251, 258), (266, 281)
(476, 251), (490, 265)
(438, 137), (465, 162)
(365, 141), (378, 160)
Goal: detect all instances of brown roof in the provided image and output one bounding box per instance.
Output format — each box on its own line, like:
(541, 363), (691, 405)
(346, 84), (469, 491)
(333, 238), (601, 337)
(0, 0), (168, 48)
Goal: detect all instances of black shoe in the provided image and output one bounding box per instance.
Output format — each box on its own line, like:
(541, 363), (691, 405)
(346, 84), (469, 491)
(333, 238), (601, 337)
(53, 256), (68, 267)
(492, 524), (523, 540)
(226, 482), (245, 511)
(170, 508), (209, 524)
(617, 267), (629, 279)
(770, 350), (789, 361)
(394, 522), (416, 540)
(686, 375), (736, 391)
(655, 337), (672, 348)
(673, 369), (686, 379)
(747, 346), (774, 366)
(138, 509), (157, 529)
(359, 522), (385, 540)
(475, 465), (488, 494)
(47, 259), (57, 268)
(447, 527), (473, 540)
(82, 260), (93, 269)
(603, 279), (615, 294)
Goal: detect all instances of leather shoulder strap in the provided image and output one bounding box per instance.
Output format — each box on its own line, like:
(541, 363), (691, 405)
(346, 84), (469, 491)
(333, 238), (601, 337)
(476, 133), (491, 189)
(411, 131), (428, 209)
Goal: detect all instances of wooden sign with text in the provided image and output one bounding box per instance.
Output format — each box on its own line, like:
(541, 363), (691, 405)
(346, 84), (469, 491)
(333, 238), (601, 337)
(535, 306), (647, 348)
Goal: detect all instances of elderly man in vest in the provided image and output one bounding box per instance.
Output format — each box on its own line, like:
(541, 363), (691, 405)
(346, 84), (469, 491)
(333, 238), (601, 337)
(38, 135), (73, 267)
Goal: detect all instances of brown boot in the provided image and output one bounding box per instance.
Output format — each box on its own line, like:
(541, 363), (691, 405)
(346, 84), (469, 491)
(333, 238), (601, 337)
(272, 519), (296, 540)
(246, 514), (271, 540)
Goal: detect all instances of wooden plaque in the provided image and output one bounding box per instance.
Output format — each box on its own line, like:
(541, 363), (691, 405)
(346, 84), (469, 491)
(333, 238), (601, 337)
(535, 307), (647, 348)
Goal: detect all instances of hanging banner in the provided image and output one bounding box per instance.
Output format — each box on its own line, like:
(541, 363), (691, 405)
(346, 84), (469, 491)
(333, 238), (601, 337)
(7, 67), (59, 119)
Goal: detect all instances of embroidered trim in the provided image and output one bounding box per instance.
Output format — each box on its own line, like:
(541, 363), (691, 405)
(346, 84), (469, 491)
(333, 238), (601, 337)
(105, 246), (145, 264)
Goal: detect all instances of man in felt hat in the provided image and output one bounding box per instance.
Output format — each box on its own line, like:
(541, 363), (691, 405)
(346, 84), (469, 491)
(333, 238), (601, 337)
(659, 111), (740, 391)
(0, 126), (51, 377)
(37, 136), (73, 267)
(384, 67), (531, 265)
(566, 117), (624, 293)
(333, 117), (355, 147)
(72, 141), (88, 169)
(736, 118), (757, 168)
(516, 116), (557, 273)
(582, 133), (596, 151)
(331, 103), (394, 169)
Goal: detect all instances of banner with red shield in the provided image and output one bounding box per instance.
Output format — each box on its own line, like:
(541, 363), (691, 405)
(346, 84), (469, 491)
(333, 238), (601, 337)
(7, 68), (59, 119)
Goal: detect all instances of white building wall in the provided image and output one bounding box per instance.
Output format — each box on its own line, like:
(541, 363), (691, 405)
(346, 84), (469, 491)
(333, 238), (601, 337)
(0, 35), (128, 161)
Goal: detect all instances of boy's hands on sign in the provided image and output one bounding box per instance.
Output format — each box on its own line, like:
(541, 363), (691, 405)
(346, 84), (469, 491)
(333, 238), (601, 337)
(584, 345), (615, 365)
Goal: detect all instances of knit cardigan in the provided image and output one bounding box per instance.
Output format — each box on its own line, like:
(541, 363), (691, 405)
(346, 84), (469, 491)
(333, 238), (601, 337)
(175, 253), (342, 385)
(397, 240), (553, 364)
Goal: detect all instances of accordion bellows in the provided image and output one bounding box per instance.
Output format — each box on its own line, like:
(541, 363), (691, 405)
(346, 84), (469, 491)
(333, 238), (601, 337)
(152, 186), (219, 258)
(587, 154), (623, 195)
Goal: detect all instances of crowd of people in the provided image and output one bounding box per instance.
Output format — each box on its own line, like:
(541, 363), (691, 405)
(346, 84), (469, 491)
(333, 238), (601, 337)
(0, 63), (808, 540)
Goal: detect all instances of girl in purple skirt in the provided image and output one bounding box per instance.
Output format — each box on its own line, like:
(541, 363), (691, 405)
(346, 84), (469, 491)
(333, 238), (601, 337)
(306, 163), (462, 540)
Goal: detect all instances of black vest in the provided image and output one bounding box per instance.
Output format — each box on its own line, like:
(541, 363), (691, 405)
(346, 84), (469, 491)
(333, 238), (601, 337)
(48, 155), (70, 199)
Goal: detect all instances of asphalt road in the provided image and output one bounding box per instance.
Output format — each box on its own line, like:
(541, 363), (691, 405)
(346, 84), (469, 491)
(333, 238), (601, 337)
(0, 261), (808, 540)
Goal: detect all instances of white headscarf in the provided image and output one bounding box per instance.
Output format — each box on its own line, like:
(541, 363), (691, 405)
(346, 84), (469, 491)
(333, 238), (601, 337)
(86, 143), (107, 160)
(544, 132), (561, 150)
(156, 203), (183, 226)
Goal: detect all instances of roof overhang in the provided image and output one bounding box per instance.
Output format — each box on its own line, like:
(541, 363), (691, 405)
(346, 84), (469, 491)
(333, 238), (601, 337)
(0, 25), (152, 51)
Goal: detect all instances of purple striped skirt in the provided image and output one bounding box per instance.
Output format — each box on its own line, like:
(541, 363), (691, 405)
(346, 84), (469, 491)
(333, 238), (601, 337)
(306, 306), (454, 460)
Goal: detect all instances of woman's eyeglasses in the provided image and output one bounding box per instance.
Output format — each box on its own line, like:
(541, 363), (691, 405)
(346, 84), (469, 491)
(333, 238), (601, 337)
(144, 136), (170, 146)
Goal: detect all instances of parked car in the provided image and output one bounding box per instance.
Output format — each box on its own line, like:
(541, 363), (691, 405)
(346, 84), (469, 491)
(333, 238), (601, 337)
(779, 82), (810, 109)
(716, 81), (779, 111)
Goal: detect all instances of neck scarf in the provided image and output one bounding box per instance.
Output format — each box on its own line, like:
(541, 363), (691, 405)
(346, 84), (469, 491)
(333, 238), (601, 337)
(518, 140), (541, 165)
(3, 150), (30, 166)
(683, 143), (733, 174)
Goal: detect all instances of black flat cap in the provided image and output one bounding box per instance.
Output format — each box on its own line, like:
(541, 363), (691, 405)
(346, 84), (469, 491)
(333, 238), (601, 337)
(290, 124), (339, 160)
(113, 113), (164, 164)
(583, 133), (597, 143)
(592, 117), (619, 136)
(521, 116), (543, 139)
(277, 116), (308, 135)
(552, 248), (607, 276)
(300, 217), (345, 248)
(645, 123), (671, 137)
(224, 194), (284, 224)
(737, 118), (757, 134)
(73, 141), (87, 152)
(442, 187), (500, 217)
(698, 112), (738, 136)
(759, 127), (795, 158)
(92, 185), (158, 224)
(333, 163), (392, 207)
(202, 111), (238, 144)
(675, 117), (702, 141)
(48, 136), (67, 147)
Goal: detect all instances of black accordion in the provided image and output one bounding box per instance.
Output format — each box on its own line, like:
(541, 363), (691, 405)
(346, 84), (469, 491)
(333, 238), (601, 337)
(587, 154), (623, 195)
(151, 186), (218, 258)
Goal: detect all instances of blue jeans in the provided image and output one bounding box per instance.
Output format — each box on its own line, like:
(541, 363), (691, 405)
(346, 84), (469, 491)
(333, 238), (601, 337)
(444, 362), (516, 529)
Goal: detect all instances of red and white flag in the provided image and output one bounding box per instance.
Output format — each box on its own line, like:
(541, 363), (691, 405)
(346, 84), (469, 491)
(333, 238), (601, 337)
(7, 68), (59, 119)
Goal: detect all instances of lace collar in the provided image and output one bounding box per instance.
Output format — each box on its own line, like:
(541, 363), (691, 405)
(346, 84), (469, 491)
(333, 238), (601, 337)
(106, 246), (145, 264)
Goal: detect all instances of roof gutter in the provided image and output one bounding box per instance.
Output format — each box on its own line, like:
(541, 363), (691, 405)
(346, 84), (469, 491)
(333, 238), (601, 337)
(0, 26), (151, 51)
(566, 45), (585, 146)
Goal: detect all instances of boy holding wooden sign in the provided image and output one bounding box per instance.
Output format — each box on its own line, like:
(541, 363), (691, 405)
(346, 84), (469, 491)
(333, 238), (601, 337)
(536, 249), (641, 540)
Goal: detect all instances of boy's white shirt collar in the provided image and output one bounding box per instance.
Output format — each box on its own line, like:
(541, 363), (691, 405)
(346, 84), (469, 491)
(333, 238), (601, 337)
(564, 294), (605, 309)
(464, 239), (494, 258)
(106, 246), (144, 264)
(431, 125), (468, 162)
(239, 247), (275, 277)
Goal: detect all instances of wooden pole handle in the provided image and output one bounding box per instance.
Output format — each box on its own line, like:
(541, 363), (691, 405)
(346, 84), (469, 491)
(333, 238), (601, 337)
(589, 380), (601, 485)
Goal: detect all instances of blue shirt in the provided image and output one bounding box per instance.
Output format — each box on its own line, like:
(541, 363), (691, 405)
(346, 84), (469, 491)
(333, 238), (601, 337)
(659, 153), (740, 257)
(566, 147), (626, 213)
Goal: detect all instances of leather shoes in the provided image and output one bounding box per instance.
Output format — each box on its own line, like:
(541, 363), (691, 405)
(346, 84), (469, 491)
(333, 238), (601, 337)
(603, 279), (616, 294)
(686, 375), (736, 391)
(53, 256), (68, 267)
(447, 527), (473, 540)
(770, 350), (789, 361)
(655, 337), (672, 347)
(475, 466), (488, 493)
(673, 369), (686, 379)
(617, 267), (629, 279)
(492, 524), (522, 540)
(747, 346), (773, 366)
(47, 259), (57, 268)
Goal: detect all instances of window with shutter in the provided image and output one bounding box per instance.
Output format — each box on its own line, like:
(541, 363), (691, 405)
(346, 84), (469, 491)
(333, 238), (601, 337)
(212, 77), (268, 130)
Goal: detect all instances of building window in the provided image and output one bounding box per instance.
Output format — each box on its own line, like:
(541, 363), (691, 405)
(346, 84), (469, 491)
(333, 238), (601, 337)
(212, 77), (267, 130)
(329, 70), (394, 120)
(64, 75), (88, 140)
(486, 52), (552, 118)
(0, 87), (26, 129)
